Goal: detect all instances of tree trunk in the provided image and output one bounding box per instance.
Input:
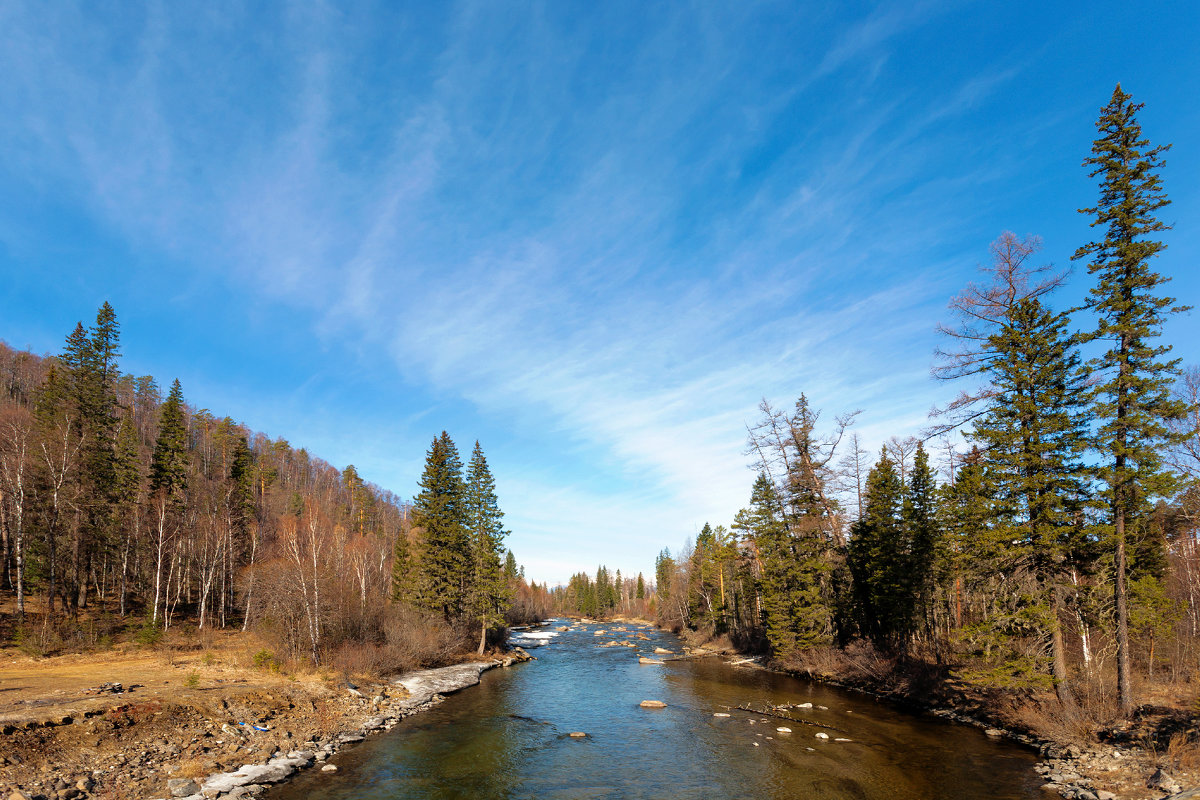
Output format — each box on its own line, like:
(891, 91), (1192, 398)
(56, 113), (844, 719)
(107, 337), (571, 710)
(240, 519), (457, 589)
(1051, 591), (1077, 713)
(1115, 504), (1133, 715)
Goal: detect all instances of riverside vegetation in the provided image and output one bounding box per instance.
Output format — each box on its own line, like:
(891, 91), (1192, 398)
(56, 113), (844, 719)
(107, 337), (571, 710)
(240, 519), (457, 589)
(648, 88), (1200, 797)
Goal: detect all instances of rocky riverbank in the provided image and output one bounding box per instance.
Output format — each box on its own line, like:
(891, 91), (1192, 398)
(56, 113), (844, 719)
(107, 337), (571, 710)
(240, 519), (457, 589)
(0, 648), (533, 800)
(660, 627), (1197, 800)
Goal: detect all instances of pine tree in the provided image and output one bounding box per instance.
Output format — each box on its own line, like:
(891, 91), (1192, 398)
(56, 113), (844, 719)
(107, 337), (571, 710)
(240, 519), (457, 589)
(973, 294), (1091, 706)
(113, 411), (143, 616)
(655, 549), (674, 603)
(1073, 85), (1189, 714)
(463, 441), (508, 653)
(847, 450), (908, 651)
(902, 443), (940, 645)
(150, 379), (188, 499)
(411, 432), (469, 620)
(636, 572), (645, 600)
(390, 528), (414, 604)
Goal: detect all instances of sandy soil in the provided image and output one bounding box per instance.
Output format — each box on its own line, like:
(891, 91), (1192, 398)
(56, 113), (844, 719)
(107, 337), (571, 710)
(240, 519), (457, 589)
(0, 635), (416, 800)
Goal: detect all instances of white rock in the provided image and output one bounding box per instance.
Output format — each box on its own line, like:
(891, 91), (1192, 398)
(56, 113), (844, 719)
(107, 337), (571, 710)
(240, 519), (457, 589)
(712, 713), (730, 717)
(321, 764), (338, 773)
(776, 727), (792, 733)
(815, 732), (829, 739)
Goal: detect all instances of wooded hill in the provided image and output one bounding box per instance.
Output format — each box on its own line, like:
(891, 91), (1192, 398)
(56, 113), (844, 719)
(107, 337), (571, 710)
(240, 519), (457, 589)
(0, 316), (549, 669)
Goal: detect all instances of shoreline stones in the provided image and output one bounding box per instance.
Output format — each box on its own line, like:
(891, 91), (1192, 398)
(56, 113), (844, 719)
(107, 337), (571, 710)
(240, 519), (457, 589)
(136, 654), (532, 800)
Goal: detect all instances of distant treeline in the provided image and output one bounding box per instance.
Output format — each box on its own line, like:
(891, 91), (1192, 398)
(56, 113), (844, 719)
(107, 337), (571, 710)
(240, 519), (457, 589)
(552, 565), (652, 619)
(655, 86), (1199, 719)
(0, 311), (548, 667)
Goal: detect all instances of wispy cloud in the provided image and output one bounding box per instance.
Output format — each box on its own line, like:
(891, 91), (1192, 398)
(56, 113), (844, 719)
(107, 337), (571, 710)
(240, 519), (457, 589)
(6, 1), (1190, 582)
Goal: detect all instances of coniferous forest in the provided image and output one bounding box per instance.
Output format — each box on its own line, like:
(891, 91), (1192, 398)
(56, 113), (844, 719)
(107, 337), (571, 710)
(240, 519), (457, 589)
(0, 310), (552, 671)
(654, 87), (1199, 723)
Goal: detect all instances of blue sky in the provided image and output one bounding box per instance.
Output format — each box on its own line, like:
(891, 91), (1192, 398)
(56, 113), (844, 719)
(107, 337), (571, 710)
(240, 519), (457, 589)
(1, 1), (1197, 584)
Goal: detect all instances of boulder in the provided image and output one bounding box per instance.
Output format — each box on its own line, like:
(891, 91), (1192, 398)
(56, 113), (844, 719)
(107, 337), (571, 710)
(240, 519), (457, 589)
(321, 764), (338, 773)
(638, 657), (663, 665)
(167, 778), (200, 797)
(1148, 768), (1181, 794)
(815, 732), (829, 739)
(640, 700), (667, 708)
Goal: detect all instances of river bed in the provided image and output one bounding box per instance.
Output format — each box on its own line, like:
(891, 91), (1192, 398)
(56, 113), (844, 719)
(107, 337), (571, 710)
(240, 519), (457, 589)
(270, 619), (1042, 799)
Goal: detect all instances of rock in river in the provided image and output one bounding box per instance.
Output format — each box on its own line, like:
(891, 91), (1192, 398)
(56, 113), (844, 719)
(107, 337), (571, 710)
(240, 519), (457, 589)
(640, 700), (667, 708)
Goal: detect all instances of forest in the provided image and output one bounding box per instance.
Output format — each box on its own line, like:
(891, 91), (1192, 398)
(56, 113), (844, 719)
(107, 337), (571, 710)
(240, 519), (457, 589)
(0, 313), (551, 672)
(653, 86), (1199, 723)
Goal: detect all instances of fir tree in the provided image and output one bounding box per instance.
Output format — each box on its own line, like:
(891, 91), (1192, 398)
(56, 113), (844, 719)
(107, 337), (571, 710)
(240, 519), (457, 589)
(150, 379), (188, 499)
(636, 572), (645, 600)
(847, 450), (909, 651)
(411, 432), (469, 620)
(463, 441), (508, 653)
(902, 443), (940, 645)
(1073, 85), (1189, 714)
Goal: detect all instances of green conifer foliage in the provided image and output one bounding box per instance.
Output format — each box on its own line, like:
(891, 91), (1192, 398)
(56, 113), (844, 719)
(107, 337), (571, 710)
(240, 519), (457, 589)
(847, 451), (908, 651)
(1073, 85), (1188, 714)
(902, 443), (941, 642)
(411, 431), (469, 620)
(464, 441), (509, 652)
(150, 379), (188, 499)
(655, 548), (674, 603)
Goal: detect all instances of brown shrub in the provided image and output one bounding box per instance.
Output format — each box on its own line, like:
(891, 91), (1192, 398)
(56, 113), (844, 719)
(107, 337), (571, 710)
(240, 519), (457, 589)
(325, 606), (465, 679)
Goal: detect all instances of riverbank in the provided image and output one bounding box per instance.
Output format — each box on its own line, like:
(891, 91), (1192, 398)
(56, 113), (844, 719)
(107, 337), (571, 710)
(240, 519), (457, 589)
(666, 627), (1198, 800)
(0, 632), (533, 800)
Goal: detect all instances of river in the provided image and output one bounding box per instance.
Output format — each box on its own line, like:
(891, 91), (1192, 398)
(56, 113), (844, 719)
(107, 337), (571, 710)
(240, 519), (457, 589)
(271, 619), (1042, 799)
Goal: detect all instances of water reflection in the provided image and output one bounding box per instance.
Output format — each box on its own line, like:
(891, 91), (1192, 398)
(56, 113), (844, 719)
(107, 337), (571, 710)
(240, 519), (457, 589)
(270, 620), (1040, 800)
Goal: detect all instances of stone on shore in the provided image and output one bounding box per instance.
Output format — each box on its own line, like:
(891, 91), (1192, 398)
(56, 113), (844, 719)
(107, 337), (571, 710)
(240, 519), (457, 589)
(168, 778), (200, 797)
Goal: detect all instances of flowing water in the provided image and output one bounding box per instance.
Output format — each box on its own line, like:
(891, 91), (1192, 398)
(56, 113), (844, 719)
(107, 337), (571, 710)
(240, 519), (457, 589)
(271, 620), (1042, 799)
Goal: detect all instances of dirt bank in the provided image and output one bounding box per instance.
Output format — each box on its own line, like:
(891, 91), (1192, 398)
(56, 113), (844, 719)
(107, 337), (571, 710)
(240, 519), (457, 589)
(0, 637), (532, 800)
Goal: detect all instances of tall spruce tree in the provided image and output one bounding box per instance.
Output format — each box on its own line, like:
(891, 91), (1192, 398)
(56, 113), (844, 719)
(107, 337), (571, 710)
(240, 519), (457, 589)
(1073, 85), (1188, 714)
(463, 441), (508, 653)
(902, 443), (940, 646)
(150, 380), (188, 499)
(847, 450), (909, 651)
(737, 472), (830, 655)
(411, 432), (469, 620)
(973, 295), (1090, 705)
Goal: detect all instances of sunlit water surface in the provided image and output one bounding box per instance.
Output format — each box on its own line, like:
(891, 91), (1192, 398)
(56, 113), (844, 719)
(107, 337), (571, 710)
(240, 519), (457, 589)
(271, 620), (1041, 800)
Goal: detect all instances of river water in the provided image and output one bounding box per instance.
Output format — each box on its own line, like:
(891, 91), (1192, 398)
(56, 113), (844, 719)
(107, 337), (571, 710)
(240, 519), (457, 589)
(271, 619), (1042, 799)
